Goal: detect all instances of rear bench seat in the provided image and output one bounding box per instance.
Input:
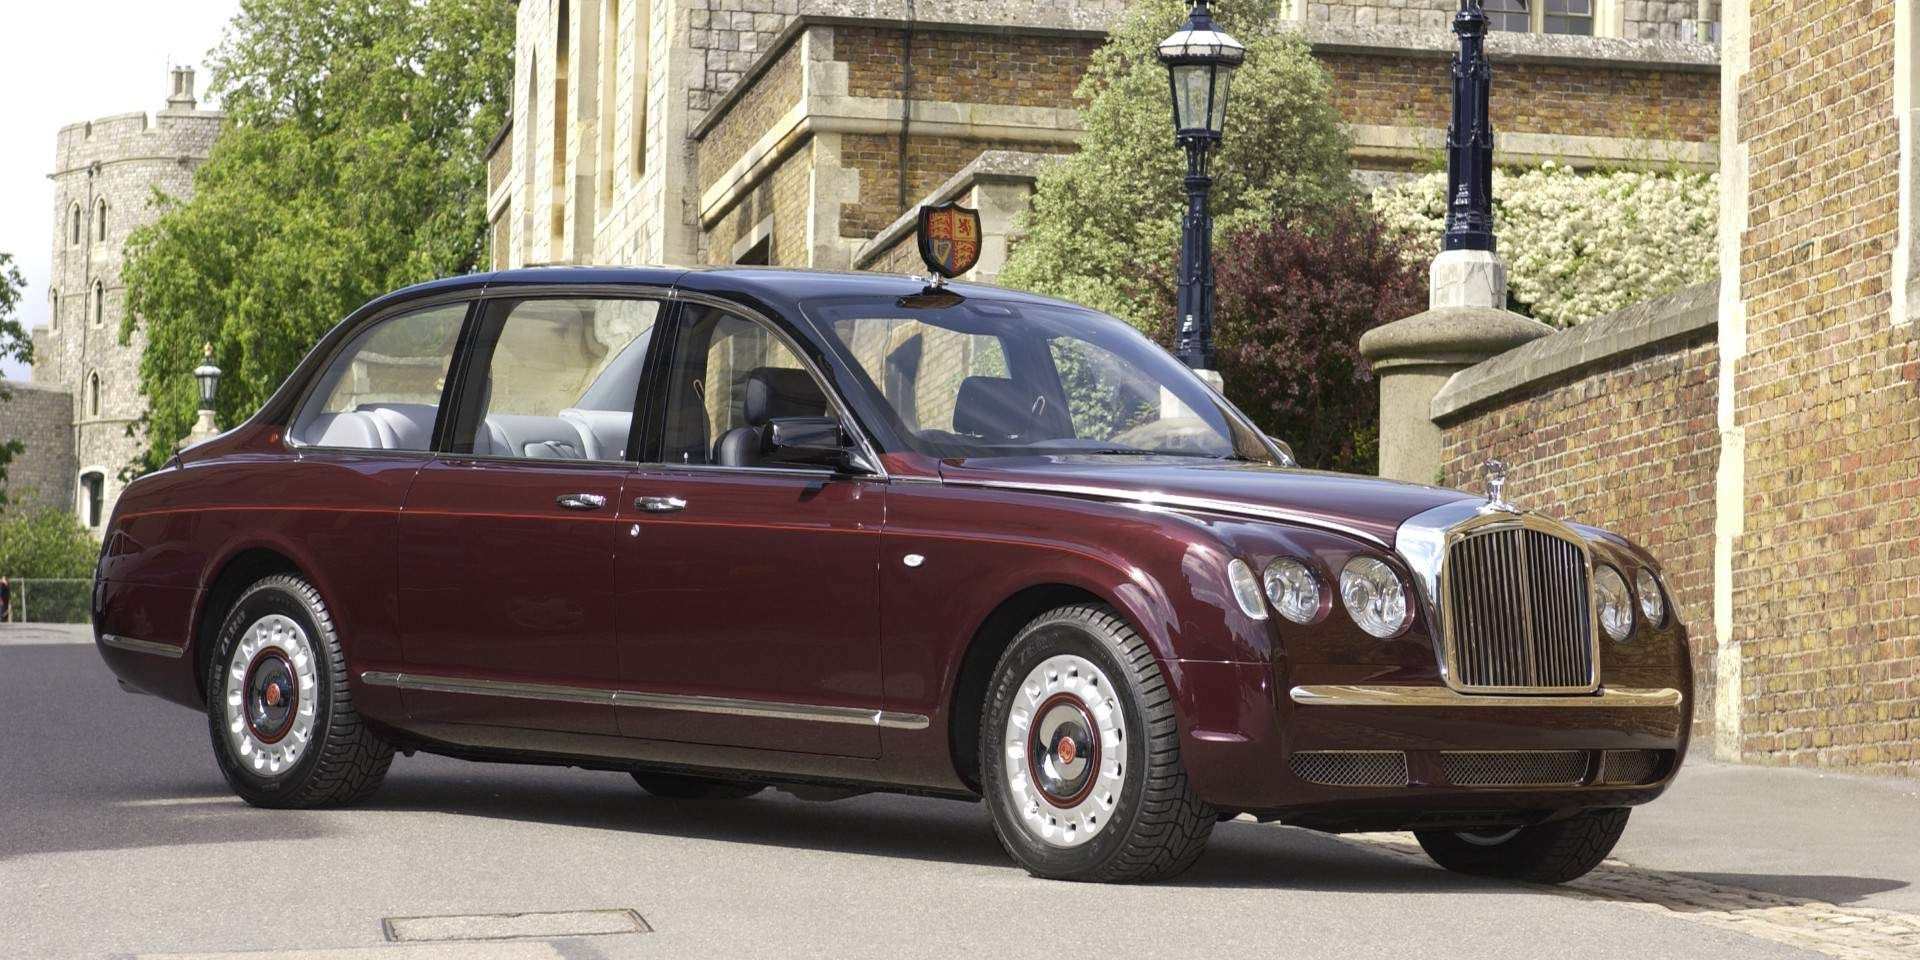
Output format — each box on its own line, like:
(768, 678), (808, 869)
(298, 402), (630, 461)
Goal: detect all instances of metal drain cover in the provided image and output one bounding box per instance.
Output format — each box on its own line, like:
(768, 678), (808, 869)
(382, 908), (651, 942)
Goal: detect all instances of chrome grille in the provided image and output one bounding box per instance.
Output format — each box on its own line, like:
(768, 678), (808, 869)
(1441, 750), (1589, 786)
(1443, 524), (1596, 692)
(1289, 751), (1409, 787)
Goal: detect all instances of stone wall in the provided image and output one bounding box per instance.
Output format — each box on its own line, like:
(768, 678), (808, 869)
(1433, 282), (1720, 739)
(704, 142), (815, 264)
(834, 27), (1099, 106)
(837, 134), (1069, 241)
(1726, 0), (1919, 775)
(1304, 0), (1706, 39)
(0, 381), (78, 515)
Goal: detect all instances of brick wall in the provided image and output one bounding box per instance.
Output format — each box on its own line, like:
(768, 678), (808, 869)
(705, 142), (814, 265)
(838, 134), (1068, 241)
(834, 27), (1098, 107)
(1321, 52), (1718, 144)
(697, 38), (803, 193)
(1436, 294), (1721, 739)
(1731, 0), (1920, 774)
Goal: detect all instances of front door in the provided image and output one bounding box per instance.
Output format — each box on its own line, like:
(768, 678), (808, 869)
(397, 295), (664, 735)
(614, 303), (886, 757)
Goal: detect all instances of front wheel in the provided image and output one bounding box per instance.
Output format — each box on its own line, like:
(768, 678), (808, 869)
(980, 604), (1214, 882)
(1415, 808), (1629, 884)
(205, 574), (393, 808)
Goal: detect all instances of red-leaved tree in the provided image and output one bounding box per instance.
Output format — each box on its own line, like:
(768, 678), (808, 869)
(1144, 204), (1425, 474)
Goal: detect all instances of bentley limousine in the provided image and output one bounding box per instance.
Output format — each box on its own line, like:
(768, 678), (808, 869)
(95, 266), (1691, 883)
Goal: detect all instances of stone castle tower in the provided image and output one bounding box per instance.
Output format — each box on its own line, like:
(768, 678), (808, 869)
(32, 68), (223, 529)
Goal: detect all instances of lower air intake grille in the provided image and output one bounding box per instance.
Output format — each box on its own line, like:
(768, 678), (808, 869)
(1289, 751), (1410, 787)
(1440, 750), (1589, 786)
(1598, 749), (1667, 785)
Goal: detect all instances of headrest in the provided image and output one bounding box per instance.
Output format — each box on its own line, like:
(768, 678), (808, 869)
(953, 376), (1036, 440)
(744, 367), (828, 426)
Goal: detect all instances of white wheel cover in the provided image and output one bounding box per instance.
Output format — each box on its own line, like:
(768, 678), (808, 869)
(222, 613), (319, 778)
(1003, 653), (1127, 849)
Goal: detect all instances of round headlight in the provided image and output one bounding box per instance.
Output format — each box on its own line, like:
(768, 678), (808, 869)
(1594, 565), (1633, 641)
(1263, 558), (1321, 624)
(1339, 557), (1410, 638)
(1226, 558), (1269, 621)
(1635, 568), (1666, 626)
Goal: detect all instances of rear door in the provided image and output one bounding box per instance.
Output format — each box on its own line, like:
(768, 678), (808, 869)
(396, 294), (665, 735)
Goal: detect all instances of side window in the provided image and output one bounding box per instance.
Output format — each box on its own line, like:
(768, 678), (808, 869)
(661, 306), (833, 467)
(453, 297), (660, 461)
(290, 302), (467, 451)
(830, 316), (1006, 435)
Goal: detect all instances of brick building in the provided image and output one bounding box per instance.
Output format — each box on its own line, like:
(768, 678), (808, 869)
(486, 0), (1720, 280)
(3, 69), (224, 529)
(1402, 0), (1918, 776)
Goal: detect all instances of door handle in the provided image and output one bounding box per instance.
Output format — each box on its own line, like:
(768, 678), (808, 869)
(555, 493), (608, 511)
(634, 496), (687, 513)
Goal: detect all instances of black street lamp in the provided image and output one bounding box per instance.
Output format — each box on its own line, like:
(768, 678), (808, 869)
(1443, 0), (1496, 253)
(193, 341), (222, 413)
(1158, 0), (1243, 372)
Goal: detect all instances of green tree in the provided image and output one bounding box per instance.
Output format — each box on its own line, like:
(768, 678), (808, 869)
(0, 252), (31, 507)
(999, 0), (1355, 327)
(0, 506), (98, 579)
(122, 0), (514, 470)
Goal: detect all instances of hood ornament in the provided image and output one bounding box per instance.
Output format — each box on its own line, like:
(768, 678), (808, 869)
(1481, 458), (1518, 513)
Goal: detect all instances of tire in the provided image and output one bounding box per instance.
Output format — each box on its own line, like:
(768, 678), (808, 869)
(205, 574), (393, 808)
(979, 603), (1214, 882)
(1415, 808), (1629, 884)
(631, 772), (765, 800)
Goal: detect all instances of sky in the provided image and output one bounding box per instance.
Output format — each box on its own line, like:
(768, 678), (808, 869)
(0, 0), (241, 383)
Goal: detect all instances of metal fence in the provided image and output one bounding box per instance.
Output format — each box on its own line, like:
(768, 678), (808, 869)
(1, 579), (91, 623)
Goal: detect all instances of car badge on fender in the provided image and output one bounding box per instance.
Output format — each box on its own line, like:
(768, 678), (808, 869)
(917, 201), (982, 288)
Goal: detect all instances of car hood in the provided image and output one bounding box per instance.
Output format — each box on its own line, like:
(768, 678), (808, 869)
(936, 455), (1481, 546)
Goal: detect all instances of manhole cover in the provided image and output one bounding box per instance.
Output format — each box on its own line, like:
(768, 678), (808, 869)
(382, 908), (651, 942)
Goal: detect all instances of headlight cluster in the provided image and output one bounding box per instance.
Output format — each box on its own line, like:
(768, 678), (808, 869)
(1339, 557), (1410, 638)
(1596, 564), (1668, 640)
(1262, 558), (1321, 624)
(1241, 555), (1411, 637)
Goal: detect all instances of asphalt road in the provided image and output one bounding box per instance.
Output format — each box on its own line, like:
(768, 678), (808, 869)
(4, 627), (1915, 960)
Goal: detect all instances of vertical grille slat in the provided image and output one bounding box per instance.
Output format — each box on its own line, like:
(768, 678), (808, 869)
(1443, 523), (1596, 692)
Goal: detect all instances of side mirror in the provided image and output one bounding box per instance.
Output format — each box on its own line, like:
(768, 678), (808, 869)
(764, 417), (859, 471)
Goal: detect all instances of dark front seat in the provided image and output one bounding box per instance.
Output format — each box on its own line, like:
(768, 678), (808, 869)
(953, 376), (1040, 442)
(714, 367), (830, 467)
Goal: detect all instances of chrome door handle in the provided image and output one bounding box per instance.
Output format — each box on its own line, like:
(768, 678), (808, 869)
(635, 496), (687, 513)
(555, 493), (608, 511)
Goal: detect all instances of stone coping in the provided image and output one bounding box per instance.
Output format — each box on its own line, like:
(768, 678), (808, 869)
(1299, 22), (1721, 71)
(850, 150), (1055, 269)
(0, 377), (72, 396)
(1430, 279), (1718, 422)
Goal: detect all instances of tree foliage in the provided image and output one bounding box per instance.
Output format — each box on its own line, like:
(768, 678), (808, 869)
(0, 252), (30, 506)
(122, 0), (514, 470)
(1143, 205), (1425, 474)
(998, 0), (1356, 327)
(0, 506), (98, 580)
(1372, 162), (1718, 327)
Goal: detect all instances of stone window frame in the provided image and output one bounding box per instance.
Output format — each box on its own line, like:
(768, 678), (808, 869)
(87, 371), (102, 418)
(1483, 0), (1604, 37)
(69, 203), (83, 246)
(599, 0), (621, 209)
(95, 198), (108, 242)
(78, 469), (106, 529)
(48, 288), (58, 333)
(91, 281), (106, 327)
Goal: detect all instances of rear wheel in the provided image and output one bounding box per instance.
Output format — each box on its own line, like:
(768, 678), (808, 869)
(631, 771), (765, 800)
(205, 574), (393, 808)
(1415, 808), (1629, 883)
(980, 604), (1214, 882)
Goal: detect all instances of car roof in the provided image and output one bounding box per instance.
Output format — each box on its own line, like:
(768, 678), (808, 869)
(367, 264), (1086, 317)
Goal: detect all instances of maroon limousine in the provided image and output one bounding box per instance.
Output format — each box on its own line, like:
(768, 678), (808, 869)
(94, 266), (1691, 883)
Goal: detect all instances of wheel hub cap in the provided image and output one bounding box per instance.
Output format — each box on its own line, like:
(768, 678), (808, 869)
(1004, 654), (1126, 849)
(223, 613), (318, 777)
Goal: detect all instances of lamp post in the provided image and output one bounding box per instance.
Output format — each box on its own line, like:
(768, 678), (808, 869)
(1158, 0), (1243, 375)
(190, 341), (222, 443)
(1443, 0), (1495, 255)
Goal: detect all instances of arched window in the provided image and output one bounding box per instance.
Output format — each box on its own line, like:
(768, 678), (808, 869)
(88, 371), (101, 417)
(92, 281), (105, 326)
(47, 289), (58, 332)
(96, 199), (108, 241)
(79, 471), (105, 528)
(70, 204), (83, 245)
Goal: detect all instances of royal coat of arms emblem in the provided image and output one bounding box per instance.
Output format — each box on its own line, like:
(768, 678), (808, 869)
(917, 201), (982, 281)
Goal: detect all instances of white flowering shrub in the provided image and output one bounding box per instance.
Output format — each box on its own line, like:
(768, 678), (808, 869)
(1371, 162), (1717, 327)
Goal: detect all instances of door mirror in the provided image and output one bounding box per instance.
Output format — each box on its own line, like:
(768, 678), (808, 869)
(764, 417), (854, 470)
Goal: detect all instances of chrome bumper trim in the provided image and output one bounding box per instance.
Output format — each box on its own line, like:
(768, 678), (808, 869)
(360, 671), (930, 731)
(99, 633), (186, 659)
(1289, 684), (1683, 709)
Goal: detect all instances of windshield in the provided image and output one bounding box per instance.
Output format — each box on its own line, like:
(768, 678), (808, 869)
(805, 294), (1276, 463)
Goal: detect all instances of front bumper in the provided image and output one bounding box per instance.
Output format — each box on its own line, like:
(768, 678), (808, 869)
(1174, 662), (1692, 825)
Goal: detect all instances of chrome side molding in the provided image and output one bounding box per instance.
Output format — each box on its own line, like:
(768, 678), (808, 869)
(360, 671), (930, 730)
(1289, 684), (1683, 709)
(99, 634), (186, 659)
